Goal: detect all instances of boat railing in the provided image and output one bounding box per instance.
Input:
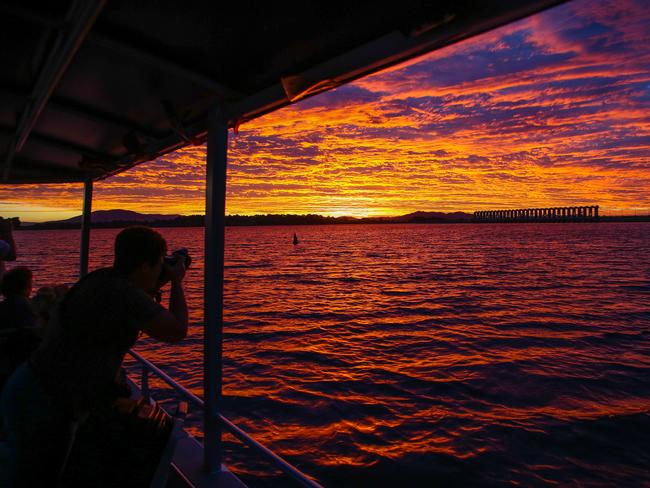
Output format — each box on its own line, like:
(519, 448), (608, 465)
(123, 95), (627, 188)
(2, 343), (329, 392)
(127, 349), (324, 488)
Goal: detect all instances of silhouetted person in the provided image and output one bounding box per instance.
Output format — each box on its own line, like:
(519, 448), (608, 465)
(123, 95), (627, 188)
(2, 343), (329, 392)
(0, 267), (37, 330)
(0, 218), (17, 282)
(0, 268), (40, 403)
(0, 226), (188, 487)
(0, 241), (9, 281)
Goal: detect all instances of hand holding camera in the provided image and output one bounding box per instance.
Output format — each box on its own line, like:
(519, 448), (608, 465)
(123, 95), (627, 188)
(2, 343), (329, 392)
(158, 248), (191, 288)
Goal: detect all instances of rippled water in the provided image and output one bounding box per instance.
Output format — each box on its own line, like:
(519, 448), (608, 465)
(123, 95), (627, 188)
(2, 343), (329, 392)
(11, 223), (650, 487)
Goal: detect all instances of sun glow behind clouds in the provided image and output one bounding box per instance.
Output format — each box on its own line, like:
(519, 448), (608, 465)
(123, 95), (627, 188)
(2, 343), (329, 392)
(1, 0), (649, 221)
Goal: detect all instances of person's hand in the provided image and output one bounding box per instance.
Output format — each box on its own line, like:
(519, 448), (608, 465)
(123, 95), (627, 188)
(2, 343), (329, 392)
(164, 255), (186, 284)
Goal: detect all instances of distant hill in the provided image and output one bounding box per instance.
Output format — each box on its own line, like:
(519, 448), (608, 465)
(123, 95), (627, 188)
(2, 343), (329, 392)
(9, 209), (648, 231)
(49, 209), (181, 225)
(21, 209), (476, 230)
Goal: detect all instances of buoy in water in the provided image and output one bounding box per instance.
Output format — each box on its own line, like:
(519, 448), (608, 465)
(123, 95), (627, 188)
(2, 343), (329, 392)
(293, 233), (299, 245)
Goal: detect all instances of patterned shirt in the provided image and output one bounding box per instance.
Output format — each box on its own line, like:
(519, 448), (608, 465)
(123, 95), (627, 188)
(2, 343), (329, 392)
(30, 267), (164, 413)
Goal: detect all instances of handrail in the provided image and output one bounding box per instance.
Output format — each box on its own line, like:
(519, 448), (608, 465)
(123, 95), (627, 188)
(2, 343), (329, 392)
(127, 350), (324, 488)
(128, 350), (204, 408)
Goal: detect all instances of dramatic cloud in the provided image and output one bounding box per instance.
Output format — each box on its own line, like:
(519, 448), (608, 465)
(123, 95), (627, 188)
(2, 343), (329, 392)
(1, 0), (649, 221)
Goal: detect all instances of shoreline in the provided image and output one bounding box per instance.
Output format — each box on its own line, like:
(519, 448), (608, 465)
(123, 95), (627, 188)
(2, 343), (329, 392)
(14, 215), (650, 231)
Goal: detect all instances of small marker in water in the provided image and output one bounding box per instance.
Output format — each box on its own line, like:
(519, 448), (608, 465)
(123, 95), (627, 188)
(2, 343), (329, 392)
(293, 233), (299, 245)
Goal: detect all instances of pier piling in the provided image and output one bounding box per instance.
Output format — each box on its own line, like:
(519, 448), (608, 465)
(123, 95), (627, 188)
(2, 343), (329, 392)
(474, 205), (599, 223)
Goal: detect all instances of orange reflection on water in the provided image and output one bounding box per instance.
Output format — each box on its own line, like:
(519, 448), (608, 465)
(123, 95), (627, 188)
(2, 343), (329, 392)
(11, 218), (650, 486)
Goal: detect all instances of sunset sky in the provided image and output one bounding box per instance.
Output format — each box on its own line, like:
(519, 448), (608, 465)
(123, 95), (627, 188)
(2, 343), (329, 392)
(1, 0), (649, 222)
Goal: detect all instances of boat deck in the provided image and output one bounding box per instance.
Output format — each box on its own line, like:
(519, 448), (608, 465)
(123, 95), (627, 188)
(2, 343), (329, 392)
(126, 376), (248, 488)
(165, 436), (246, 488)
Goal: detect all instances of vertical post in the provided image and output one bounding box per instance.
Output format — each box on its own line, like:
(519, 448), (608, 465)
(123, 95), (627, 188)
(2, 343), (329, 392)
(79, 177), (93, 277)
(204, 105), (228, 474)
(141, 366), (150, 402)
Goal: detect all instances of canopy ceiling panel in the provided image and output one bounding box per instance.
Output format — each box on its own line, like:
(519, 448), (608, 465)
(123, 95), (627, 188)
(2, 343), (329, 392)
(34, 106), (127, 159)
(0, 0), (567, 184)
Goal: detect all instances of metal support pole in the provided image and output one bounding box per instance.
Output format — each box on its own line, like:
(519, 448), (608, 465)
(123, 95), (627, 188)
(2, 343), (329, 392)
(204, 105), (228, 474)
(141, 367), (150, 402)
(79, 177), (93, 277)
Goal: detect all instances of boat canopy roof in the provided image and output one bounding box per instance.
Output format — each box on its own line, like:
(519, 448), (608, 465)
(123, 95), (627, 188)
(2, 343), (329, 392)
(1, 0), (564, 184)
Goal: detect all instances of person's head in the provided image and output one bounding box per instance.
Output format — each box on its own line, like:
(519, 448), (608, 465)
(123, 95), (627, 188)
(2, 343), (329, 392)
(113, 226), (167, 293)
(32, 284), (69, 325)
(1, 266), (32, 298)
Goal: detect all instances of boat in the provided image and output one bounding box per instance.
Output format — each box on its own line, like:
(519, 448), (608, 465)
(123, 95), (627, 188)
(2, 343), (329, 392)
(0, 1), (568, 485)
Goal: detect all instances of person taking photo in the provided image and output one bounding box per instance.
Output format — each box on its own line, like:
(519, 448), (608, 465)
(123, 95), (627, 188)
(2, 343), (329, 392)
(0, 226), (188, 487)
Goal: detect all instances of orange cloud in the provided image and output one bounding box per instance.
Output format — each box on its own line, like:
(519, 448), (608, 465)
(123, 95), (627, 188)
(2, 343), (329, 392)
(1, 0), (649, 222)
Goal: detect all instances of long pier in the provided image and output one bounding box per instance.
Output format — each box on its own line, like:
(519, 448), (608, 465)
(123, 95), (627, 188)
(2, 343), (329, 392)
(474, 205), (599, 222)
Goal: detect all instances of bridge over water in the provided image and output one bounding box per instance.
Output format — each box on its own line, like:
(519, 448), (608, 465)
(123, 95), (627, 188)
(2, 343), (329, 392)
(474, 206), (599, 222)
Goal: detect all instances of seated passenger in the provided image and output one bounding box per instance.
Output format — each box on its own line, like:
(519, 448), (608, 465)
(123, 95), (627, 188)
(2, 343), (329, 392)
(0, 217), (17, 282)
(0, 268), (40, 408)
(0, 266), (37, 330)
(0, 226), (188, 486)
(0, 239), (10, 281)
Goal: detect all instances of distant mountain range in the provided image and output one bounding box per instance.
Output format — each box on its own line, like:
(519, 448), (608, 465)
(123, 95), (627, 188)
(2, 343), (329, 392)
(18, 209), (475, 229)
(11, 209), (648, 229)
(48, 209), (182, 224)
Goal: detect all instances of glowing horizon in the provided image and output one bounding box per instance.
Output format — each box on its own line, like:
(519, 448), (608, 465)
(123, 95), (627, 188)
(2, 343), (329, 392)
(1, 0), (649, 223)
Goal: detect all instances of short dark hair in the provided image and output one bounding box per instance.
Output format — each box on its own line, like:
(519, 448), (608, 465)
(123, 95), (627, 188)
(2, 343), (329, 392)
(1, 266), (32, 297)
(113, 226), (167, 274)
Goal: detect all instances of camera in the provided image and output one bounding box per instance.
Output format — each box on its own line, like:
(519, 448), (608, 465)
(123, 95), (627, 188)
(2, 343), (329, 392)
(163, 248), (191, 269)
(158, 248), (191, 284)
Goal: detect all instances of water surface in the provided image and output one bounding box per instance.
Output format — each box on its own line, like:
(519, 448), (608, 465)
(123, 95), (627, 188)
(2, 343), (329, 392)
(12, 222), (650, 487)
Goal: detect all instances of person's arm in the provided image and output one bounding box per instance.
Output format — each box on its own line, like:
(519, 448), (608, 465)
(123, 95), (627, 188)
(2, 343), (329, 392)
(140, 259), (188, 343)
(168, 278), (188, 331)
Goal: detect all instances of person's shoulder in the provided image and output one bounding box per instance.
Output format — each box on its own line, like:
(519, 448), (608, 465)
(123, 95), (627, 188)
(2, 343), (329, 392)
(64, 267), (123, 305)
(0, 295), (31, 310)
(81, 267), (149, 304)
(14, 295), (35, 309)
(86, 266), (118, 279)
(2, 295), (38, 328)
(78, 267), (124, 288)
